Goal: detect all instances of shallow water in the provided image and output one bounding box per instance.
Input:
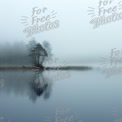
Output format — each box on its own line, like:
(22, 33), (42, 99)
(0, 69), (122, 122)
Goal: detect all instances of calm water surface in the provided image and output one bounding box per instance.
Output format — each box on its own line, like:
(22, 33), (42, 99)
(0, 69), (122, 122)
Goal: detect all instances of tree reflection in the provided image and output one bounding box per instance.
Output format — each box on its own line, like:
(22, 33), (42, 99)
(29, 72), (52, 102)
(0, 70), (52, 103)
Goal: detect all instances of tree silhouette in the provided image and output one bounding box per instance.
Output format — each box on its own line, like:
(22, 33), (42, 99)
(28, 39), (48, 67)
(42, 40), (53, 61)
(34, 43), (48, 67)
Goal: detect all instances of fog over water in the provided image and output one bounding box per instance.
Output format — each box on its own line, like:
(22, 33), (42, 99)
(1, 1), (122, 122)
(1, 0), (122, 66)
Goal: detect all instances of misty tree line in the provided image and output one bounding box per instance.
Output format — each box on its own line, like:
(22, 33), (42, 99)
(0, 39), (52, 67)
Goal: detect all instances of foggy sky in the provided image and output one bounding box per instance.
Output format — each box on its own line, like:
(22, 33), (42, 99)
(0, 0), (122, 66)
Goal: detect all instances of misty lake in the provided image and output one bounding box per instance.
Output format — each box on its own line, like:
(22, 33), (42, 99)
(0, 69), (122, 122)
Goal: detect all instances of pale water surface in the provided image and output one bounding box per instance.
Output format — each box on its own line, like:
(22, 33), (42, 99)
(0, 69), (122, 122)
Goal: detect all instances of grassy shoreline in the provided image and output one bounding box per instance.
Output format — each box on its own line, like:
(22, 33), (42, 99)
(0, 66), (92, 70)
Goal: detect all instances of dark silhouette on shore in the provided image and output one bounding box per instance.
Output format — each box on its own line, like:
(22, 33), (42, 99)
(28, 38), (53, 69)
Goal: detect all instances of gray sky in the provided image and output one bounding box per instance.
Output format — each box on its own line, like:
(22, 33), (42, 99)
(0, 0), (122, 65)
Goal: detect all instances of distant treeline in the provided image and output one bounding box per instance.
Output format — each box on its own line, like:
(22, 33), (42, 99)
(0, 38), (52, 67)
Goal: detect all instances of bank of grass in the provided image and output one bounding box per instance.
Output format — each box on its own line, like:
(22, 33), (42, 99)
(45, 66), (92, 70)
(0, 66), (92, 71)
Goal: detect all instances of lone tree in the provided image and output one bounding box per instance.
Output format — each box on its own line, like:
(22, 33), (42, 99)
(42, 40), (53, 61)
(28, 38), (50, 68)
(34, 43), (48, 67)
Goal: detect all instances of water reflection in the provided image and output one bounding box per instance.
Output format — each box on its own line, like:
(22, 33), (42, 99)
(29, 72), (52, 102)
(0, 70), (52, 103)
(0, 69), (122, 122)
